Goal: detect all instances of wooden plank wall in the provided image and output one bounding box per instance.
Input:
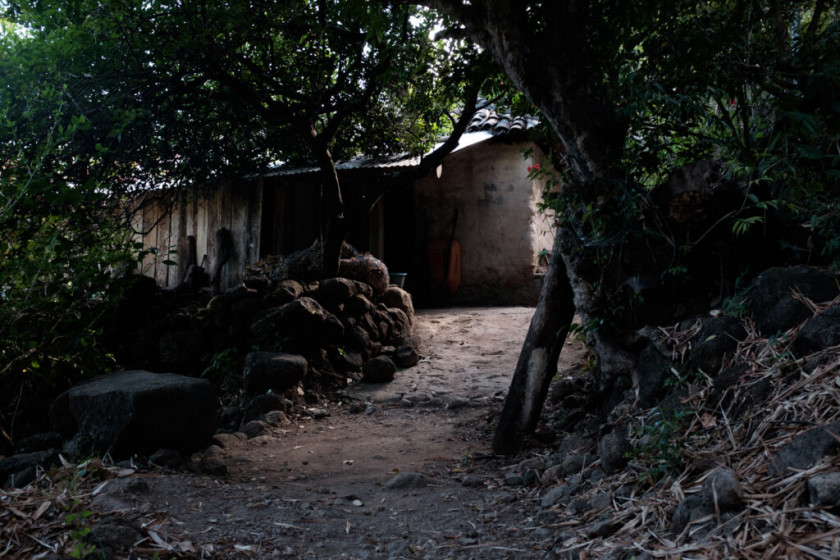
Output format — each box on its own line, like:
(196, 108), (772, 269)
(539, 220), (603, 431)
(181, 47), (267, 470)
(136, 181), (264, 291)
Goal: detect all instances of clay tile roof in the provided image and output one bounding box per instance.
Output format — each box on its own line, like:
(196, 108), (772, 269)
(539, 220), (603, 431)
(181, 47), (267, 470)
(466, 109), (539, 135)
(263, 109), (540, 177)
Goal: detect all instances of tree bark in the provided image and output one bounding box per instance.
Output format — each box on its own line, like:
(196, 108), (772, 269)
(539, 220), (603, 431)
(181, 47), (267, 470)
(312, 137), (347, 278)
(420, 0), (637, 452)
(492, 230), (575, 454)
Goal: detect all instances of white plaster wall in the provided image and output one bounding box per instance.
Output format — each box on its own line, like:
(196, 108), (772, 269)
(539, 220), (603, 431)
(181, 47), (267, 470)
(414, 140), (555, 304)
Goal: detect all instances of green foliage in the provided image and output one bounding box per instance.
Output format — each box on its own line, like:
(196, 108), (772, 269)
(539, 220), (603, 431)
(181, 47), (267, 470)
(613, 1), (840, 265)
(721, 268), (753, 317)
(64, 503), (97, 559)
(0, 95), (144, 441)
(2, 0), (488, 189)
(201, 347), (242, 391)
(631, 406), (693, 480)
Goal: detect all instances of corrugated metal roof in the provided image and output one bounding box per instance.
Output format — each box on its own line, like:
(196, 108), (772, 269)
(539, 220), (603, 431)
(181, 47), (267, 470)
(264, 109), (538, 178)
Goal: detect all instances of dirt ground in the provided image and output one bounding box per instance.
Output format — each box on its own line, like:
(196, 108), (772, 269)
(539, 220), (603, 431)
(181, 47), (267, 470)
(88, 307), (588, 559)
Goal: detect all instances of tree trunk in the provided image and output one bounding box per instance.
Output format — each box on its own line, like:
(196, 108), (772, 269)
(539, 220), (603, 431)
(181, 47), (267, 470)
(312, 137), (346, 279)
(422, 0), (647, 452)
(492, 230), (575, 454)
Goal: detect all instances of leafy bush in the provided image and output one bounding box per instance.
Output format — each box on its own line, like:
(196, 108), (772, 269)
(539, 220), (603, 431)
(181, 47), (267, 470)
(0, 150), (144, 444)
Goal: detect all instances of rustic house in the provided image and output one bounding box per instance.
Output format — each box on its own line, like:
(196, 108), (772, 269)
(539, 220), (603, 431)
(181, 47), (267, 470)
(135, 109), (555, 305)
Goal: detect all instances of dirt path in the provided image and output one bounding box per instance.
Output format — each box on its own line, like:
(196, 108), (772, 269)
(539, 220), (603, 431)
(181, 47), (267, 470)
(92, 307), (587, 559)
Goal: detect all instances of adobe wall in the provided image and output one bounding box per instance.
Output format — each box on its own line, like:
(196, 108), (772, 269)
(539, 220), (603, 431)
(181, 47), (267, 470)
(413, 140), (554, 305)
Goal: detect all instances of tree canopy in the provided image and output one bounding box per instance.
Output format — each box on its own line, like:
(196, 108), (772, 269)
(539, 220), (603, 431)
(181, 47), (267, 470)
(0, 0), (496, 440)
(2, 0), (491, 192)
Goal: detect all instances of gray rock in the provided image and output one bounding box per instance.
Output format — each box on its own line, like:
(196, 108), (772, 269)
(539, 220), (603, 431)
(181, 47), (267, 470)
(569, 496), (590, 514)
(384, 308), (412, 344)
(345, 294), (375, 317)
(808, 472), (840, 507)
(0, 449), (58, 484)
(243, 352), (308, 395)
(670, 495), (703, 535)
(589, 492), (612, 510)
(249, 297), (344, 345)
(212, 432), (248, 449)
(88, 519), (143, 556)
(89, 494), (131, 514)
(340, 254), (389, 295)
(505, 473), (525, 486)
(243, 393), (286, 423)
(542, 464), (564, 485)
(149, 448), (181, 468)
(588, 466), (607, 484)
(104, 477), (150, 495)
(701, 468), (744, 510)
(49, 370), (217, 458)
(198, 457), (228, 476)
(240, 420), (270, 439)
(14, 432), (63, 454)
(598, 431), (632, 475)
(6, 466), (37, 488)
(541, 483), (578, 508)
(749, 266), (839, 336)
(348, 325), (374, 358)
(317, 277), (358, 304)
(332, 347), (364, 372)
(380, 287), (415, 324)
(385, 472), (432, 489)
(769, 422), (840, 476)
(517, 457), (547, 473)
(461, 475), (484, 488)
(559, 454), (597, 477)
(689, 317), (747, 375)
(586, 516), (619, 538)
(272, 279), (304, 305)
(363, 355), (397, 383)
(392, 345), (420, 368)
(264, 410), (290, 426)
(635, 342), (672, 406)
(793, 304), (840, 358)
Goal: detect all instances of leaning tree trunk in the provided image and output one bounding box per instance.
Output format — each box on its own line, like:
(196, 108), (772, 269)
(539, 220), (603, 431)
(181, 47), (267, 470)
(492, 230), (575, 454)
(425, 0), (641, 454)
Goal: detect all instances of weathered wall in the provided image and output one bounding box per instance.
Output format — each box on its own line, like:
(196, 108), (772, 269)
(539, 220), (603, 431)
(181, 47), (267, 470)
(413, 139), (554, 305)
(135, 180), (263, 291)
(137, 140), (553, 302)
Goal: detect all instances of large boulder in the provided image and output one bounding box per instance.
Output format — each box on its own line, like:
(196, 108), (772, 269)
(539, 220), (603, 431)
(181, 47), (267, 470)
(689, 316), (747, 375)
(243, 352), (308, 395)
(769, 422), (840, 477)
(49, 370), (218, 458)
(362, 355), (397, 383)
(792, 304), (840, 358)
(380, 287), (415, 324)
(249, 297), (344, 345)
(340, 254), (389, 295)
(317, 278), (359, 306)
(749, 266), (839, 336)
(635, 342), (671, 407)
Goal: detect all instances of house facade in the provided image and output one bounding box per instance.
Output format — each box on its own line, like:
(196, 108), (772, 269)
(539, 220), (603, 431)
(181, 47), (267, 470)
(136, 110), (555, 306)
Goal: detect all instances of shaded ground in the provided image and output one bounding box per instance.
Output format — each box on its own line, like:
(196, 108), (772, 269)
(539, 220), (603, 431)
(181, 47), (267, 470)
(9, 303), (839, 559)
(2, 307), (588, 559)
(114, 307), (586, 559)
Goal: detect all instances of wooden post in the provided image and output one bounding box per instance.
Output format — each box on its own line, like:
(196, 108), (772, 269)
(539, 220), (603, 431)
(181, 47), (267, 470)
(181, 235), (197, 285)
